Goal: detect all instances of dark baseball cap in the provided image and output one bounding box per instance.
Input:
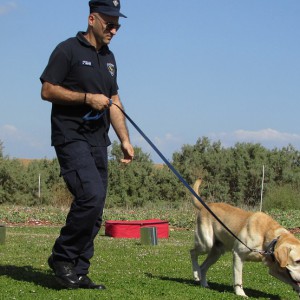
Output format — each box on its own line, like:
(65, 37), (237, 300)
(89, 0), (127, 18)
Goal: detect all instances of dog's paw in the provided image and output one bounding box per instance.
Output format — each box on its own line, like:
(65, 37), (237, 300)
(200, 280), (209, 288)
(193, 271), (201, 282)
(234, 284), (248, 297)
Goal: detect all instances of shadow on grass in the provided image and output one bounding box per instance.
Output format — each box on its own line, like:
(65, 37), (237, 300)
(145, 273), (281, 299)
(0, 264), (62, 290)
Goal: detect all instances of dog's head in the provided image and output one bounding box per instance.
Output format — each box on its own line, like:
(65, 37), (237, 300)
(265, 233), (300, 295)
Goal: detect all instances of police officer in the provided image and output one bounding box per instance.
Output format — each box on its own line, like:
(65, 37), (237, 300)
(40, 0), (134, 289)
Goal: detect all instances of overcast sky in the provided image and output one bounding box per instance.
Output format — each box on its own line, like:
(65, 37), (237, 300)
(0, 0), (299, 162)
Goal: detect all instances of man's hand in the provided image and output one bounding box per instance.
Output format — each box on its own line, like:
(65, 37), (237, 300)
(86, 93), (111, 111)
(120, 141), (134, 164)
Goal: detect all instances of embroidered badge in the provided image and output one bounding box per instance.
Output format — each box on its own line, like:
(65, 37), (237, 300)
(107, 63), (115, 76)
(113, 0), (119, 7)
(82, 60), (92, 66)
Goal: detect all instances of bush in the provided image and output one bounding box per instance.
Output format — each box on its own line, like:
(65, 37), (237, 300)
(262, 184), (300, 210)
(2, 138), (300, 210)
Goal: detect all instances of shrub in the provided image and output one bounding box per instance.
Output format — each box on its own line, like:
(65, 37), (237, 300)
(262, 184), (300, 210)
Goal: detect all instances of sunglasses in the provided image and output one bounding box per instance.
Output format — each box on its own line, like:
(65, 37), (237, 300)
(105, 22), (121, 32)
(94, 14), (121, 32)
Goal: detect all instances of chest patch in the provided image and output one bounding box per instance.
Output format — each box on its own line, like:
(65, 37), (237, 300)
(107, 63), (115, 77)
(81, 60), (92, 66)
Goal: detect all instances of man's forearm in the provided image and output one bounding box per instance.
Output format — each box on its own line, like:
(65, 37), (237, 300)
(41, 82), (85, 105)
(110, 95), (131, 144)
(41, 82), (111, 111)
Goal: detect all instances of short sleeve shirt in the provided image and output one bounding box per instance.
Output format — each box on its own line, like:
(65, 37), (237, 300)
(40, 32), (118, 146)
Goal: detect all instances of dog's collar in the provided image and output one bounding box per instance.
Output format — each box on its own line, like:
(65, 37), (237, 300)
(263, 237), (279, 258)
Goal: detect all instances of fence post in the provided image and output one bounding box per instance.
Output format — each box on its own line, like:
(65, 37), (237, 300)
(260, 165), (265, 212)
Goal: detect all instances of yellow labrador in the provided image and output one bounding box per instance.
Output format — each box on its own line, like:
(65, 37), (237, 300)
(190, 179), (300, 297)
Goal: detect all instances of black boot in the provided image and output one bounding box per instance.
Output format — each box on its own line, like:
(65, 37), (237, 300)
(78, 275), (106, 290)
(48, 255), (79, 289)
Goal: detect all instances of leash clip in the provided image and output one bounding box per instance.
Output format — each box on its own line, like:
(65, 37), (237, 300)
(263, 238), (279, 256)
(254, 238), (279, 256)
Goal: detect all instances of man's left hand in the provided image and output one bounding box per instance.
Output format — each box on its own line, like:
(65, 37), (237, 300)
(120, 141), (134, 164)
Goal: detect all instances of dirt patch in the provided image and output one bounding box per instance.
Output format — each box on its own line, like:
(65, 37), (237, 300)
(1, 220), (60, 227)
(289, 227), (300, 234)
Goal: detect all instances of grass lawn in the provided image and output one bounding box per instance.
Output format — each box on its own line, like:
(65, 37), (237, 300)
(0, 226), (299, 300)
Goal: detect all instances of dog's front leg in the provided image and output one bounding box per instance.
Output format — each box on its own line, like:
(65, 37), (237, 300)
(233, 251), (248, 297)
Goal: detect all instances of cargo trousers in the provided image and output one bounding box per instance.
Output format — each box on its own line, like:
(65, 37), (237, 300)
(52, 141), (108, 275)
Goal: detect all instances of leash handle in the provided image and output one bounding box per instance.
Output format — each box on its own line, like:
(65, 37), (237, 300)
(83, 99), (113, 121)
(112, 103), (254, 252)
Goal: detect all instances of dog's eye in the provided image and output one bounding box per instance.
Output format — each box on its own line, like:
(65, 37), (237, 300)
(296, 260), (300, 264)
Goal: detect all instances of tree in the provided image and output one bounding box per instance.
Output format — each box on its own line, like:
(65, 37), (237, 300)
(226, 143), (268, 206)
(172, 138), (300, 208)
(0, 158), (30, 204)
(0, 140), (3, 158)
(173, 137), (231, 202)
(1, 137), (300, 209)
(107, 141), (156, 207)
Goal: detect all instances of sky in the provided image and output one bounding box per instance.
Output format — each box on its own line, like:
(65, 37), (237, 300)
(0, 0), (300, 163)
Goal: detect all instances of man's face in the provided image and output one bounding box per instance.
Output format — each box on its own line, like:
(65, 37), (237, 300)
(91, 13), (120, 46)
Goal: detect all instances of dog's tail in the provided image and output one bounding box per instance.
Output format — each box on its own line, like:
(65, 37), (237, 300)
(192, 178), (204, 210)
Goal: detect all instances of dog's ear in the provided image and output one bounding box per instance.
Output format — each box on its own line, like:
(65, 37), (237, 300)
(274, 246), (291, 268)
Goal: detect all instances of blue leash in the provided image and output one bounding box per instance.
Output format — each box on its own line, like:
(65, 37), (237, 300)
(83, 101), (257, 252)
(83, 99), (113, 121)
(111, 103), (256, 252)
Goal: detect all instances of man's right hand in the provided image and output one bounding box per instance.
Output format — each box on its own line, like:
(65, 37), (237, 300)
(85, 93), (111, 111)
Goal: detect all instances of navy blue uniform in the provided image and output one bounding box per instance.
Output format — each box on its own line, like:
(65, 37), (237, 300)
(40, 31), (118, 275)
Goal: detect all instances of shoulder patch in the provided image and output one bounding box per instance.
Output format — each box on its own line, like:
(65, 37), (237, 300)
(107, 63), (115, 77)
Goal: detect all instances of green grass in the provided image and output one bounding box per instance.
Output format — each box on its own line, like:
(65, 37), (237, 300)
(0, 226), (299, 300)
(0, 205), (299, 230)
